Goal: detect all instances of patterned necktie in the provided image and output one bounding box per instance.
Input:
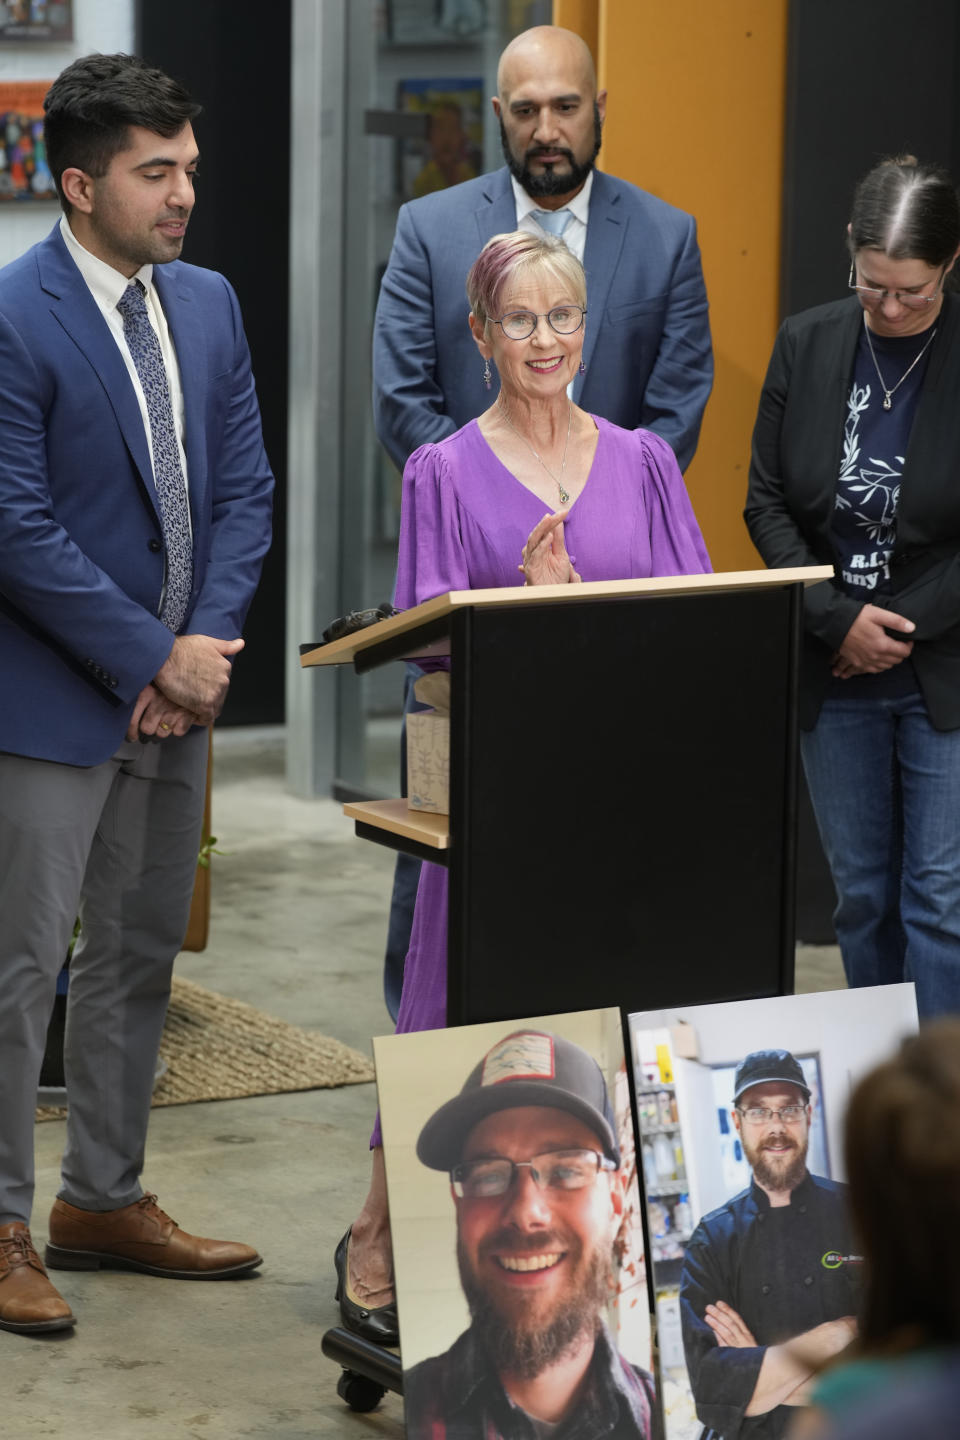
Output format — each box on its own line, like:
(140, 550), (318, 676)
(116, 280), (192, 633)
(533, 208), (572, 237)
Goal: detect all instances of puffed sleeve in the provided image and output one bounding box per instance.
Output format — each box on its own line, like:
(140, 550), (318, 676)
(395, 441), (471, 610)
(641, 431), (713, 576)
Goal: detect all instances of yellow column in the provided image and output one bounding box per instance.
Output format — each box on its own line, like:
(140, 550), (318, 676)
(552, 0), (599, 59)
(560, 0), (788, 568)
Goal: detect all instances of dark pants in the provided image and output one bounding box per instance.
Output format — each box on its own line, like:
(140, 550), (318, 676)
(383, 663), (427, 1020)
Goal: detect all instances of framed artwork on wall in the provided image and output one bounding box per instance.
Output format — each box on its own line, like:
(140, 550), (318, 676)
(0, 81), (56, 202)
(394, 76), (483, 204)
(0, 0), (73, 43)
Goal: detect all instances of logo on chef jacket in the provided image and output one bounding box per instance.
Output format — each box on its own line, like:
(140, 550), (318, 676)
(821, 1250), (863, 1270)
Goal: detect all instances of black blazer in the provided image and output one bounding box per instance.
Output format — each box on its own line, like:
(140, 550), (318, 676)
(745, 292), (960, 730)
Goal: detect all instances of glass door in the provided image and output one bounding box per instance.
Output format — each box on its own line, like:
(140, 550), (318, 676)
(334, 0), (550, 798)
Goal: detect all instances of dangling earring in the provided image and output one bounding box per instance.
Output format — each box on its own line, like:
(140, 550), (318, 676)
(578, 360), (586, 375)
(483, 358), (492, 391)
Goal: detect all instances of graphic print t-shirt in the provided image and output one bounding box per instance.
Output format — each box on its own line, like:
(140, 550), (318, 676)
(833, 323), (934, 597)
(828, 321), (934, 697)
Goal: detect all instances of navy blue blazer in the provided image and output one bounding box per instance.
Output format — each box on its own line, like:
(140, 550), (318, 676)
(0, 226), (274, 765)
(373, 166), (713, 472)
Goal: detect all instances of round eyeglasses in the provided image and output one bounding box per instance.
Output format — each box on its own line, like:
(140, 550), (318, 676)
(451, 1147), (616, 1200)
(494, 305), (587, 341)
(736, 1105), (807, 1125)
(848, 261), (947, 311)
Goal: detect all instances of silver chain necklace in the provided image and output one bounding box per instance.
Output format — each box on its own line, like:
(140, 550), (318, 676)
(497, 395), (573, 505)
(862, 314), (937, 411)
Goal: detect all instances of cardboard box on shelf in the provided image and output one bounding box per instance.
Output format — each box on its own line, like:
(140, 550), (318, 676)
(407, 673), (450, 815)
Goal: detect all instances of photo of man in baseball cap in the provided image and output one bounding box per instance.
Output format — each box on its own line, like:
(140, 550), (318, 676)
(376, 1018), (658, 1439)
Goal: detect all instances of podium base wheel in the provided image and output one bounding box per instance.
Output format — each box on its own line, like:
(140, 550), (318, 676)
(336, 1368), (386, 1412)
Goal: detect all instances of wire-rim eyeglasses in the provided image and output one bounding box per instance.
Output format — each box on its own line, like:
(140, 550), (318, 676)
(736, 1104), (807, 1125)
(451, 1147), (616, 1199)
(848, 260), (947, 311)
(493, 305), (587, 341)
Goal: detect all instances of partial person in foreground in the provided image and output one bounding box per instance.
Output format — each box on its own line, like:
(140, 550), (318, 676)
(796, 1020), (960, 1438)
(680, 1050), (858, 1439)
(0, 54), (274, 1336)
(745, 155), (960, 1018)
(405, 1029), (658, 1439)
(336, 228), (710, 1344)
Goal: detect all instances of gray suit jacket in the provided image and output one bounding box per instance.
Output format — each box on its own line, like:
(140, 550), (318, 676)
(372, 167), (712, 472)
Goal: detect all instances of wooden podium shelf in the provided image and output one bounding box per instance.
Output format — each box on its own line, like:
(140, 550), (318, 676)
(343, 798), (450, 866)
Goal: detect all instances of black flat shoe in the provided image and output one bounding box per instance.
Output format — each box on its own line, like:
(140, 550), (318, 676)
(333, 1228), (399, 1347)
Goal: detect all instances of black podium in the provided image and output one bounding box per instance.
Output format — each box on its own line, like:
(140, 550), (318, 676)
(303, 565), (830, 1413)
(303, 567), (830, 1026)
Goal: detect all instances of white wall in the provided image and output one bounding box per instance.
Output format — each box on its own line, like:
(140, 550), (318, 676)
(0, 0), (134, 268)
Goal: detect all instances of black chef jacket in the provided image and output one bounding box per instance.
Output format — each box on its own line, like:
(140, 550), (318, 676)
(679, 1172), (860, 1440)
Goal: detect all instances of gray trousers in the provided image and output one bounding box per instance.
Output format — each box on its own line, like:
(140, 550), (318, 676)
(0, 727), (208, 1224)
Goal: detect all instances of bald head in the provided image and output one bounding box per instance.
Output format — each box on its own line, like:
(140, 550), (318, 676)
(493, 25), (605, 207)
(497, 26), (598, 103)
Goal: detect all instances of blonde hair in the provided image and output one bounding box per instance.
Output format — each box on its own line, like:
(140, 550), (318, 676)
(466, 230), (587, 329)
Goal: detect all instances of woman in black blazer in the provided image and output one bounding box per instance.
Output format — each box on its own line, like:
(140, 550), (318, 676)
(746, 156), (960, 1019)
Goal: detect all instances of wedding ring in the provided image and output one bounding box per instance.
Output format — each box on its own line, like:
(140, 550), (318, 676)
(159, 721), (172, 731)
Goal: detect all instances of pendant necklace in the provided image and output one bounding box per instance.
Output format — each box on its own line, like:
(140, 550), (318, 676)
(497, 394), (573, 505)
(862, 313), (937, 411)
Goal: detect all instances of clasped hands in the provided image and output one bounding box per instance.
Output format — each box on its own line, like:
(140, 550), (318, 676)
(126, 633), (245, 742)
(832, 602), (915, 678)
(518, 510), (582, 586)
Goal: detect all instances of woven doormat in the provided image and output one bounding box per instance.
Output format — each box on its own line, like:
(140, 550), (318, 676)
(36, 975), (374, 1122)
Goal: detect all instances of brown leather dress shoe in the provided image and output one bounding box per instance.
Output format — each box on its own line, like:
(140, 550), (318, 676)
(0, 1222), (75, 1333)
(45, 1194), (262, 1279)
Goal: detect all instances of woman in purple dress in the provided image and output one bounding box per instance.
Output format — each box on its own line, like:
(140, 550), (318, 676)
(336, 230), (711, 1343)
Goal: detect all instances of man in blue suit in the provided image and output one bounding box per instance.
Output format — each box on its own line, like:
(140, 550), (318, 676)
(368, 25), (712, 1102)
(373, 24), (713, 475)
(0, 54), (273, 1336)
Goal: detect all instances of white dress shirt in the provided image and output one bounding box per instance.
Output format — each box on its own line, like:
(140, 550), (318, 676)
(512, 169), (594, 263)
(511, 172), (593, 396)
(59, 214), (190, 498)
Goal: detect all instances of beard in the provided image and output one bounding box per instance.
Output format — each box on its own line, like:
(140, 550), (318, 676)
(500, 104), (603, 199)
(744, 1130), (809, 1193)
(457, 1228), (612, 1381)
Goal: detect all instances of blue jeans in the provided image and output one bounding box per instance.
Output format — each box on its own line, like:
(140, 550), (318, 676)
(801, 690), (960, 1018)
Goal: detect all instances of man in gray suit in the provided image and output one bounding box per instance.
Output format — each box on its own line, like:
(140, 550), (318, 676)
(370, 23), (713, 1051)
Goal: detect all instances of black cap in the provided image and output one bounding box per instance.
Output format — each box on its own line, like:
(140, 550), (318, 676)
(733, 1049), (811, 1104)
(417, 1030), (620, 1172)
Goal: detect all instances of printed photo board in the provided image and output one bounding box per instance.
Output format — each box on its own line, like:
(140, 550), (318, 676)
(375, 1008), (659, 1439)
(628, 984), (918, 1440)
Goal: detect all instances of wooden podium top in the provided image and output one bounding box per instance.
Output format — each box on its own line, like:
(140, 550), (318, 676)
(300, 565), (833, 669)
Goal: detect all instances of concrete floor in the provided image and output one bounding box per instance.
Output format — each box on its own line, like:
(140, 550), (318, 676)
(14, 727), (845, 1438)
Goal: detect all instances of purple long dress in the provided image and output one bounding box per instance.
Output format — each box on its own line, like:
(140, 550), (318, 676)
(374, 417), (710, 1139)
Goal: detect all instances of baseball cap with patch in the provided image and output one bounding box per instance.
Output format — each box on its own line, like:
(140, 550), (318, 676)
(733, 1049), (811, 1104)
(416, 1030), (620, 1172)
